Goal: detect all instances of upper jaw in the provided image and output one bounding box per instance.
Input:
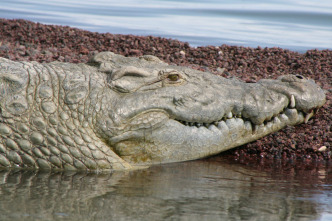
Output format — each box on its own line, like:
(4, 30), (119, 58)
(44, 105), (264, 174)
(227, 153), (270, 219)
(106, 74), (325, 143)
(173, 90), (313, 130)
(108, 92), (313, 146)
(167, 73), (326, 126)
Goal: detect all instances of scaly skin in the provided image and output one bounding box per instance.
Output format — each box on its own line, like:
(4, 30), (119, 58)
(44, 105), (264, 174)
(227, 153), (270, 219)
(0, 52), (326, 170)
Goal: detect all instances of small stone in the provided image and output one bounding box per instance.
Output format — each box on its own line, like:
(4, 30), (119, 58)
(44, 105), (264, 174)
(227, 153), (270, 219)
(318, 146), (327, 152)
(217, 67), (226, 74)
(129, 49), (141, 56)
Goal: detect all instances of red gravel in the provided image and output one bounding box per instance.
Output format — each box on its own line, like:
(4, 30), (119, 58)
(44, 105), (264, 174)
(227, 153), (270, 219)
(0, 18), (331, 166)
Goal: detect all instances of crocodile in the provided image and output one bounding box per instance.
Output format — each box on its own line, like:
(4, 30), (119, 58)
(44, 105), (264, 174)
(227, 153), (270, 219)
(0, 52), (326, 171)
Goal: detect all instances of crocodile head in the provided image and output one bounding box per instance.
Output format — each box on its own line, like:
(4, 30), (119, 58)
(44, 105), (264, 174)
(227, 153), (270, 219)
(92, 52), (326, 166)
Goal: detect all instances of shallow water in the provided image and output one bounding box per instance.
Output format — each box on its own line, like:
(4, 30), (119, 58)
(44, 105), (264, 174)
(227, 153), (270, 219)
(0, 157), (331, 221)
(1, 0), (332, 51)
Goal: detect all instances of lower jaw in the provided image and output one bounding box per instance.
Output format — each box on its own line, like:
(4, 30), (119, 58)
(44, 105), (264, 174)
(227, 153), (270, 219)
(174, 107), (306, 149)
(112, 107), (306, 165)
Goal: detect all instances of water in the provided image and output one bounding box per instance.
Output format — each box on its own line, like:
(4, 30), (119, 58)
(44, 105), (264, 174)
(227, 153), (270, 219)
(1, 0), (332, 52)
(0, 158), (331, 221)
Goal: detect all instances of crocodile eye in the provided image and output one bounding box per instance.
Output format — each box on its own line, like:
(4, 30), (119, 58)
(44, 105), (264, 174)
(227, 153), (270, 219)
(167, 74), (180, 82)
(159, 70), (185, 85)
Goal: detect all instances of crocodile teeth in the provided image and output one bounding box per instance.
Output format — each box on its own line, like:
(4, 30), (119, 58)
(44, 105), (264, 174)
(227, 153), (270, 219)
(304, 111), (314, 123)
(290, 95), (296, 108)
(176, 103), (310, 130)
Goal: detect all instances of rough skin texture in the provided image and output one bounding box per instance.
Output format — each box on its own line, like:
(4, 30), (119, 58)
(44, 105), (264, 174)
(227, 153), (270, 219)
(0, 52), (326, 170)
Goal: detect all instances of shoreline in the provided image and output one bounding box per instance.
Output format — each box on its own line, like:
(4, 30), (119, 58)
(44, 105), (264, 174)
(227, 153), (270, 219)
(0, 18), (331, 167)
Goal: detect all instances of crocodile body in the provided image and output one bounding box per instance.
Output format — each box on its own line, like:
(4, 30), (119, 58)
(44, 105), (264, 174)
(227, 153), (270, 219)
(0, 52), (326, 170)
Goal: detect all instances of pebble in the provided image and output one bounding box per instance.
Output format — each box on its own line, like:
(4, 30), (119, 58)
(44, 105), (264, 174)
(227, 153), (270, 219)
(318, 146), (327, 152)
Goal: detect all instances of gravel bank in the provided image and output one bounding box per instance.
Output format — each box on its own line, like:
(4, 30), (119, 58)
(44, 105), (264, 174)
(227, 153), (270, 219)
(0, 18), (331, 166)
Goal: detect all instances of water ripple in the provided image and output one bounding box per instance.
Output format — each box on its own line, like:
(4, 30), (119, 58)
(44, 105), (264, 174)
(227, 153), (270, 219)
(1, 0), (332, 51)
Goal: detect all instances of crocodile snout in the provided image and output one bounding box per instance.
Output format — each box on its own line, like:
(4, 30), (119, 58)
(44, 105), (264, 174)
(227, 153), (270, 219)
(259, 74), (326, 113)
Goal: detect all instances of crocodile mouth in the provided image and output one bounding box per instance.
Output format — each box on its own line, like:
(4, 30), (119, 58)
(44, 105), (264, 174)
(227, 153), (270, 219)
(110, 98), (315, 145)
(174, 107), (312, 135)
(173, 94), (315, 134)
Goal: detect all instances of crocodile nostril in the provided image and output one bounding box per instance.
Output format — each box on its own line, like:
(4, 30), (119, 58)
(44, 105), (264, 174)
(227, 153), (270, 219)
(295, 75), (304, 79)
(173, 96), (185, 106)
